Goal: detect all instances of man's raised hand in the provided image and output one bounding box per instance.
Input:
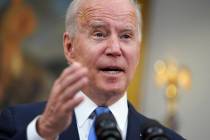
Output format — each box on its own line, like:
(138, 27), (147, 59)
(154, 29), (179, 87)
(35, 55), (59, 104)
(37, 63), (88, 140)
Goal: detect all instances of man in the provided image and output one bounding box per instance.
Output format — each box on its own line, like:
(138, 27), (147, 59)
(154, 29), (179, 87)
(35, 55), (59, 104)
(0, 0), (185, 140)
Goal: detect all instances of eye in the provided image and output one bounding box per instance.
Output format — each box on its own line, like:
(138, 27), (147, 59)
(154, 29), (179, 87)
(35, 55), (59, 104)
(93, 31), (106, 38)
(120, 33), (133, 40)
(121, 34), (131, 39)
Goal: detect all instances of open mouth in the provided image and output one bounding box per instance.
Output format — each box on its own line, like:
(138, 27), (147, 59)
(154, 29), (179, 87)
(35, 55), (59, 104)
(98, 66), (125, 74)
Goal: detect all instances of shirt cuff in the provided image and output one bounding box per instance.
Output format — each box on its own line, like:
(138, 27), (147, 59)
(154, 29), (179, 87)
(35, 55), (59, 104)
(27, 116), (45, 140)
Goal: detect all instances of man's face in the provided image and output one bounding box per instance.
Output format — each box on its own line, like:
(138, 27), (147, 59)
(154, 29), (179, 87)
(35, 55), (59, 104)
(65, 0), (141, 96)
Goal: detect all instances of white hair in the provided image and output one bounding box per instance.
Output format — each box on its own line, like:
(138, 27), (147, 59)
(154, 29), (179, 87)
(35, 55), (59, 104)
(65, 0), (142, 38)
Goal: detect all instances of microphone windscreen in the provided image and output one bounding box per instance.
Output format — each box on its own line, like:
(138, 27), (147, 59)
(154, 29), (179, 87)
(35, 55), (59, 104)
(95, 113), (122, 140)
(142, 120), (169, 140)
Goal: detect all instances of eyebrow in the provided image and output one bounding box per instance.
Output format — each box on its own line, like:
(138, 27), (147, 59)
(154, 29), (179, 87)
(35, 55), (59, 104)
(88, 20), (136, 33)
(122, 25), (135, 31)
(88, 21), (109, 29)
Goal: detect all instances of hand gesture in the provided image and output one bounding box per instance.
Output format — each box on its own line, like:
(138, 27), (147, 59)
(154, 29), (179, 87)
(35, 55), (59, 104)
(37, 63), (88, 139)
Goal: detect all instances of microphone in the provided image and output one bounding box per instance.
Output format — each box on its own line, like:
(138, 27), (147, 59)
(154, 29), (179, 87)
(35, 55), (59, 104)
(95, 113), (122, 140)
(142, 120), (170, 140)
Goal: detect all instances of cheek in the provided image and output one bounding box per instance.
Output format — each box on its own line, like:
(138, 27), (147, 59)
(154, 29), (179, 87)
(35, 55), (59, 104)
(126, 47), (139, 66)
(124, 47), (140, 77)
(73, 40), (91, 63)
(72, 33), (106, 68)
(75, 46), (104, 69)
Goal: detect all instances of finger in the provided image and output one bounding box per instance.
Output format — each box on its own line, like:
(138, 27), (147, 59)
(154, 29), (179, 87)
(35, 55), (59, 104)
(58, 62), (81, 83)
(61, 95), (84, 114)
(59, 67), (88, 92)
(50, 64), (87, 99)
(61, 77), (88, 102)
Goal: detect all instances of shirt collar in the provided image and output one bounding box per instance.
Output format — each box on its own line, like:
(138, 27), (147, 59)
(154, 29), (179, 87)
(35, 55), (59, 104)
(109, 93), (128, 132)
(75, 91), (128, 130)
(75, 91), (97, 128)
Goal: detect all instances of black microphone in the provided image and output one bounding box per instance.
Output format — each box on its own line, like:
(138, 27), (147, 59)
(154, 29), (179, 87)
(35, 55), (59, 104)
(142, 120), (170, 140)
(95, 113), (122, 140)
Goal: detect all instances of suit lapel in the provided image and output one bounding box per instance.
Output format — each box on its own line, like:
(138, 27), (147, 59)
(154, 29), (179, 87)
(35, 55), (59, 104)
(126, 103), (143, 140)
(59, 112), (80, 140)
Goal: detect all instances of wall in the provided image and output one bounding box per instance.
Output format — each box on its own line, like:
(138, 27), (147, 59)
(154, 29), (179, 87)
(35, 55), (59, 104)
(141, 0), (210, 139)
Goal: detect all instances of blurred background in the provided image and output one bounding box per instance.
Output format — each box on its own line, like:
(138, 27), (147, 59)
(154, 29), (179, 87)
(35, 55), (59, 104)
(0, 0), (210, 139)
(0, 0), (68, 107)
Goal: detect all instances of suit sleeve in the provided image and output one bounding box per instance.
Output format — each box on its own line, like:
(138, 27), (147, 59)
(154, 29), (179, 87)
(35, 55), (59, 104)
(0, 108), (27, 140)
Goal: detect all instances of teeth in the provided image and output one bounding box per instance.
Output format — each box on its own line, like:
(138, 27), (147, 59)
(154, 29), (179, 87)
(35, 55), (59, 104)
(104, 71), (120, 74)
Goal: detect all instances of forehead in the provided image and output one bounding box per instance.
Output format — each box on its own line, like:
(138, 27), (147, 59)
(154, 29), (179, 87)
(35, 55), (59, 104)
(77, 0), (137, 28)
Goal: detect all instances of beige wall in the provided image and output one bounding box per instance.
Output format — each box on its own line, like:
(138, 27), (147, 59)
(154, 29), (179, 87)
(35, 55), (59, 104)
(141, 0), (210, 139)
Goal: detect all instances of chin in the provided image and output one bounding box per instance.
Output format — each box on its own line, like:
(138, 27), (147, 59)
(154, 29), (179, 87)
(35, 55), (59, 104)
(98, 83), (127, 95)
(91, 75), (128, 95)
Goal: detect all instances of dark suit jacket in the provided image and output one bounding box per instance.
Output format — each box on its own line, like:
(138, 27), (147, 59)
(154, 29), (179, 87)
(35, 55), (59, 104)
(0, 102), (185, 140)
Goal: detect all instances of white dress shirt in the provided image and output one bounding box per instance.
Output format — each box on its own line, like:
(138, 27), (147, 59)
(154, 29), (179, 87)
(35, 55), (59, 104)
(27, 91), (128, 140)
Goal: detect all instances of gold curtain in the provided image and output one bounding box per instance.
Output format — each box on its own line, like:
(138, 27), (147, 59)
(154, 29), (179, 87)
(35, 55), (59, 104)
(127, 0), (149, 110)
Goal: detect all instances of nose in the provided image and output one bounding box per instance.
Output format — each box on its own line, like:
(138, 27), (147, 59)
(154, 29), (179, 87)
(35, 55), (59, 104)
(105, 35), (122, 57)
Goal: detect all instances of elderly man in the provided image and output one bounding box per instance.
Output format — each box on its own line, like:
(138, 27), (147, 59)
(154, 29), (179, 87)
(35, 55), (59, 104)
(0, 0), (184, 140)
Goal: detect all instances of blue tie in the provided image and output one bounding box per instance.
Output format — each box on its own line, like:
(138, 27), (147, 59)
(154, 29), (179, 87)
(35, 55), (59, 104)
(88, 107), (110, 140)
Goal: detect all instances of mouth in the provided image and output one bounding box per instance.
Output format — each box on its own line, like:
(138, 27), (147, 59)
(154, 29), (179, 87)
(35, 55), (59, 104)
(98, 66), (125, 74)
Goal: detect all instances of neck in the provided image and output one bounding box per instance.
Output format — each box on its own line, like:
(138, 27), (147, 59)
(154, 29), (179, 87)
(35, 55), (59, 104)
(82, 88), (125, 106)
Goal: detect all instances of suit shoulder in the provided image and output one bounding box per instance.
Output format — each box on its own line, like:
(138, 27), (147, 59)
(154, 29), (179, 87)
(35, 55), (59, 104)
(0, 102), (46, 128)
(8, 101), (46, 114)
(128, 103), (185, 140)
(0, 102), (47, 139)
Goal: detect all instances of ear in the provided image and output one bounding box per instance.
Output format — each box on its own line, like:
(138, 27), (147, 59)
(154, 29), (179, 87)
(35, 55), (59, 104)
(63, 32), (75, 64)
